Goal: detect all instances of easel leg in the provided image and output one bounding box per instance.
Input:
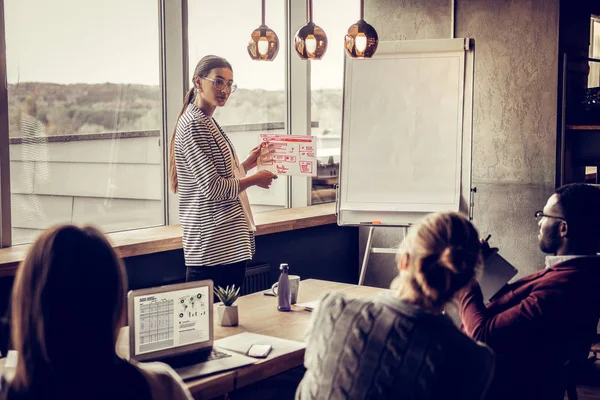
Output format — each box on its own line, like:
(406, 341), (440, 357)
(359, 227), (375, 286)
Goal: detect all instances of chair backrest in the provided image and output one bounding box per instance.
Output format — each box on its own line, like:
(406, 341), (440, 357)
(563, 358), (580, 400)
(562, 329), (600, 400)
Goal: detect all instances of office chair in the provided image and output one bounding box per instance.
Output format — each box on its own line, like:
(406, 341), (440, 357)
(564, 335), (600, 400)
(564, 358), (579, 400)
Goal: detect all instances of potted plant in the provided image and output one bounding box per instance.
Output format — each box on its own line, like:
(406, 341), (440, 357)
(214, 285), (241, 327)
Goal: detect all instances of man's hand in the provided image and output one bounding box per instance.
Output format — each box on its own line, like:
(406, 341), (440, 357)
(480, 235), (499, 259)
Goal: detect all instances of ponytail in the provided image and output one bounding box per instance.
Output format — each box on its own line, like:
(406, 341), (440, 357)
(412, 246), (475, 308)
(169, 88), (195, 194)
(396, 212), (482, 309)
(171, 55), (233, 193)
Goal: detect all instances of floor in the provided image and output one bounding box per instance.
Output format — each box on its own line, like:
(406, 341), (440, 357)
(565, 355), (600, 400)
(228, 365), (600, 400)
(230, 366), (305, 400)
(566, 385), (600, 400)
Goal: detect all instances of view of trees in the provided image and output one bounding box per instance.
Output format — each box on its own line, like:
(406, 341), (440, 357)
(8, 83), (343, 137)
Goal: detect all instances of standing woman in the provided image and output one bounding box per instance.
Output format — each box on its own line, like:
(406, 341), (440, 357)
(169, 55), (276, 290)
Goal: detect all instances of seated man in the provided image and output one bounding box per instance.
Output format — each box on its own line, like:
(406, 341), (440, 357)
(458, 183), (600, 400)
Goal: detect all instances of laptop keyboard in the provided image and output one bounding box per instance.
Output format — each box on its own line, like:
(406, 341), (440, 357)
(164, 348), (232, 369)
(206, 348), (231, 362)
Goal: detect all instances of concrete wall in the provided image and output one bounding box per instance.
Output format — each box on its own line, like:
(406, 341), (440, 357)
(10, 135), (164, 244)
(9, 129), (287, 244)
(362, 0), (559, 287)
(10, 125), (338, 244)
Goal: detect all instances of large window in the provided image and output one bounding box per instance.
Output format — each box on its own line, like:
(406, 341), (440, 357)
(589, 16), (600, 88)
(310, 0), (359, 204)
(188, 0), (287, 213)
(0, 0), (353, 247)
(6, 0), (163, 244)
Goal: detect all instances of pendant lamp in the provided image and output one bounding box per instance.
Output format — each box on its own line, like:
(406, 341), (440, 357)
(294, 0), (327, 60)
(247, 0), (279, 61)
(344, 0), (378, 58)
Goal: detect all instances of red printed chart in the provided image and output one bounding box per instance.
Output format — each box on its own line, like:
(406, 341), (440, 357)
(257, 134), (317, 176)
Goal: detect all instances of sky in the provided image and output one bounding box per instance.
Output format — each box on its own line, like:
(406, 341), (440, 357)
(6, 0), (361, 91)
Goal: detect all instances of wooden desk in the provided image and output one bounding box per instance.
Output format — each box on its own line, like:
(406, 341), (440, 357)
(0, 279), (384, 398)
(128, 279), (385, 399)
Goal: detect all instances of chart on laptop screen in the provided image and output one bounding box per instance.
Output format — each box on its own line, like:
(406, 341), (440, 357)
(133, 286), (210, 355)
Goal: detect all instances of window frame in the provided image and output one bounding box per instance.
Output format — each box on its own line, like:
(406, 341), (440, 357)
(287, 0), (312, 209)
(163, 0), (187, 225)
(0, 0), (12, 247)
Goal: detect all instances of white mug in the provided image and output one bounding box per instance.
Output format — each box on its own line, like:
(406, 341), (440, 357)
(271, 275), (300, 304)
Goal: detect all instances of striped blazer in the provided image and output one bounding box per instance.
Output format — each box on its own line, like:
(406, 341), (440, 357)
(174, 103), (254, 267)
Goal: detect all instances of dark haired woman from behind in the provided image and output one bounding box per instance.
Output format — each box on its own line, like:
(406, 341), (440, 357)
(296, 212), (494, 400)
(169, 54), (277, 291)
(0, 225), (192, 400)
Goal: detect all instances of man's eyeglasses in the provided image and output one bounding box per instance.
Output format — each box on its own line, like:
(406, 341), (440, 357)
(534, 210), (567, 223)
(203, 77), (237, 93)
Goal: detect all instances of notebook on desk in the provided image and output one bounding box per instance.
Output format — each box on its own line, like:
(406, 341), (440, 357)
(127, 280), (256, 380)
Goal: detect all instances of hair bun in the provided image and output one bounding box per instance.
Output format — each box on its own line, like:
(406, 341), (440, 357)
(415, 253), (453, 305)
(438, 246), (460, 274)
(398, 212), (482, 309)
(414, 245), (478, 307)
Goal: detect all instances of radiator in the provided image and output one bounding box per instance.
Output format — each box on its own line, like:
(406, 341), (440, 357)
(242, 263), (271, 295)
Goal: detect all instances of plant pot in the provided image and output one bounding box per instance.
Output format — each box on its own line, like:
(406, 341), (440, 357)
(216, 304), (238, 327)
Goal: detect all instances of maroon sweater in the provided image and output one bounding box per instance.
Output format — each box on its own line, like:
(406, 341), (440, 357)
(459, 256), (600, 400)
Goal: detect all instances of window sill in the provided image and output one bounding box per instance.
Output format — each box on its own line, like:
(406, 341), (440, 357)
(0, 203), (336, 277)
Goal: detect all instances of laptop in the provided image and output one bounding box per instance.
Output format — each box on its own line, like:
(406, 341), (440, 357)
(477, 252), (519, 304)
(127, 280), (256, 380)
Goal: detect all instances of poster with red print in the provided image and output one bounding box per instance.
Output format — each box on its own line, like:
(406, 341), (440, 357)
(257, 134), (317, 177)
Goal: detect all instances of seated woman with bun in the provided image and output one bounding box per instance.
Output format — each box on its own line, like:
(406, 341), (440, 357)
(0, 224), (193, 400)
(296, 212), (495, 400)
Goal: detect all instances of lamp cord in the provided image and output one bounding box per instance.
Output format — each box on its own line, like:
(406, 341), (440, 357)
(450, 0), (455, 39)
(360, 0), (364, 20)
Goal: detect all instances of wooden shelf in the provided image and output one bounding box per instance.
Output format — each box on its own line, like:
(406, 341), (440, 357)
(563, 125), (600, 184)
(312, 176), (338, 186)
(0, 203), (336, 277)
(311, 188), (336, 204)
(566, 125), (600, 131)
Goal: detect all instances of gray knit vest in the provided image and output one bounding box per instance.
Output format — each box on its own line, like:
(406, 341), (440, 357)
(296, 292), (494, 400)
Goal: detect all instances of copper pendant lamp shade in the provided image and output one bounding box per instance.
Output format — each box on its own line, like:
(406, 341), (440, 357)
(344, 0), (378, 58)
(247, 0), (279, 61)
(294, 0), (327, 60)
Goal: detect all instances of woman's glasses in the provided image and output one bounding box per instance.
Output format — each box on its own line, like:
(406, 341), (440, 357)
(534, 210), (567, 223)
(203, 77), (237, 93)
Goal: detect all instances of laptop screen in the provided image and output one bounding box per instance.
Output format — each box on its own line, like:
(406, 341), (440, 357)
(128, 280), (214, 361)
